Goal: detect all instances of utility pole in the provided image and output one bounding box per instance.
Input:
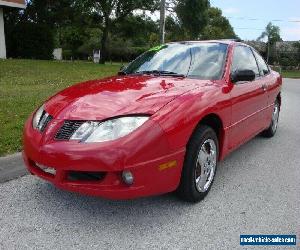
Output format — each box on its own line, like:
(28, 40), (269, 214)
(159, 0), (166, 44)
(267, 35), (270, 63)
(267, 42), (270, 63)
(0, 8), (6, 59)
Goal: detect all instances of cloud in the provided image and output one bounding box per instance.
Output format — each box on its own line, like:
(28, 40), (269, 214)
(223, 7), (240, 15)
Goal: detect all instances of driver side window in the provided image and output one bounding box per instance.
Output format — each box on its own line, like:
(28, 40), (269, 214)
(231, 46), (259, 77)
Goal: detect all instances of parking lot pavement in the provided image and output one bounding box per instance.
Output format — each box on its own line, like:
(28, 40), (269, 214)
(0, 79), (299, 250)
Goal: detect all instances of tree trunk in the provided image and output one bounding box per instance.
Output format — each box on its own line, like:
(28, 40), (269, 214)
(100, 23), (109, 64)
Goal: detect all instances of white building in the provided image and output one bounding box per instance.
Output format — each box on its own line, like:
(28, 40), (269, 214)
(0, 0), (26, 59)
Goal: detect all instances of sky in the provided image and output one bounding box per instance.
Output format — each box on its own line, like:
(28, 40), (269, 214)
(210, 0), (300, 41)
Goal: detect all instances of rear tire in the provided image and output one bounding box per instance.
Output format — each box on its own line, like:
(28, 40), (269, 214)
(177, 125), (219, 202)
(262, 99), (280, 138)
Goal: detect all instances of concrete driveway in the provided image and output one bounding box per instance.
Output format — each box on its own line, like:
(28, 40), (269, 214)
(0, 79), (299, 249)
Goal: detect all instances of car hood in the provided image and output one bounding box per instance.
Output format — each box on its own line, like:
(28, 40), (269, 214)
(45, 75), (211, 120)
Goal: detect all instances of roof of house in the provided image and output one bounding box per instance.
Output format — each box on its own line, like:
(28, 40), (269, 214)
(0, 0), (26, 8)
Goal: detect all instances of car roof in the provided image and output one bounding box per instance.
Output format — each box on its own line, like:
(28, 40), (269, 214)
(167, 39), (245, 46)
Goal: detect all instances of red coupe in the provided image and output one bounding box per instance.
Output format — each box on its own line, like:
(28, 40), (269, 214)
(23, 40), (282, 202)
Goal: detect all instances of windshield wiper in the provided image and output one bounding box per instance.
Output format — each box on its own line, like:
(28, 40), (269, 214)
(135, 70), (185, 77)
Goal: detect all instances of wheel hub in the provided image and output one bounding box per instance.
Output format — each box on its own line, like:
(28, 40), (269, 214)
(195, 139), (217, 193)
(272, 102), (279, 132)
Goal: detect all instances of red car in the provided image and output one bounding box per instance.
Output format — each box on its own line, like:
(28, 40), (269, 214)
(23, 40), (282, 202)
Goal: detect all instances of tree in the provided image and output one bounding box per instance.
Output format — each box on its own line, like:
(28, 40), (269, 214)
(165, 5), (237, 42)
(4, 0), (238, 61)
(202, 7), (238, 40)
(257, 22), (282, 63)
(80, 0), (159, 63)
(106, 14), (159, 61)
(113, 15), (158, 46)
(165, 15), (185, 41)
(257, 22), (282, 44)
(294, 42), (300, 66)
(175, 0), (210, 39)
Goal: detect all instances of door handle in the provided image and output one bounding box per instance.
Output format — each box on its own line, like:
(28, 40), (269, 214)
(262, 84), (267, 92)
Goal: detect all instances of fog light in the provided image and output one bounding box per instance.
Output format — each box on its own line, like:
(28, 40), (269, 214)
(36, 163), (56, 175)
(122, 170), (134, 185)
(44, 167), (56, 175)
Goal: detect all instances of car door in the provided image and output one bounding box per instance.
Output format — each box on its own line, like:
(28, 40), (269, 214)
(252, 49), (276, 128)
(228, 45), (268, 149)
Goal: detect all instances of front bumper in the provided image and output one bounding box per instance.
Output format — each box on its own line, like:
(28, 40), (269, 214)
(23, 116), (185, 199)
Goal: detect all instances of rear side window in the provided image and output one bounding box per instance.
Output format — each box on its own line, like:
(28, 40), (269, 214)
(252, 50), (270, 76)
(231, 46), (259, 77)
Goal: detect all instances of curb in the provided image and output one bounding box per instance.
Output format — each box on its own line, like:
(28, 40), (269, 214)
(0, 152), (28, 183)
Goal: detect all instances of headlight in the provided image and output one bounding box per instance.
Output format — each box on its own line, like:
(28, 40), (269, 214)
(32, 105), (52, 131)
(70, 116), (149, 143)
(32, 105), (45, 129)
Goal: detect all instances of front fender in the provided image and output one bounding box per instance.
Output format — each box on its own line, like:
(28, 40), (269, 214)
(152, 85), (231, 153)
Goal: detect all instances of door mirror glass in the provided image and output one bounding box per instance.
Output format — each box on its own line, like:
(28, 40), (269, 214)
(231, 70), (256, 83)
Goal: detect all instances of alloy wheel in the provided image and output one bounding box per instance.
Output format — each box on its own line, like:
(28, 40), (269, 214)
(195, 139), (217, 193)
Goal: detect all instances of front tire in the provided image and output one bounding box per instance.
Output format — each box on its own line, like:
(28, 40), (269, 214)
(177, 125), (219, 202)
(262, 99), (280, 138)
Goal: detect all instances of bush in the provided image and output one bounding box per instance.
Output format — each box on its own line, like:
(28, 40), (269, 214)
(62, 50), (73, 60)
(278, 53), (299, 69)
(6, 22), (54, 60)
(107, 46), (148, 62)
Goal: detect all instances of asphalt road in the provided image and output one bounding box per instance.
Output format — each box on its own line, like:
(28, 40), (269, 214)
(0, 79), (299, 250)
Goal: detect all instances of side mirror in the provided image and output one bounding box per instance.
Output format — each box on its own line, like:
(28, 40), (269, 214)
(118, 65), (127, 75)
(231, 70), (255, 83)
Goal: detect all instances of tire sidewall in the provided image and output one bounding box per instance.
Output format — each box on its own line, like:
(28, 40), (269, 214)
(261, 99), (280, 138)
(180, 125), (219, 202)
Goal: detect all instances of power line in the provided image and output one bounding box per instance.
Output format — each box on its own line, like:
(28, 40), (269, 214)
(235, 27), (265, 31)
(226, 16), (300, 23)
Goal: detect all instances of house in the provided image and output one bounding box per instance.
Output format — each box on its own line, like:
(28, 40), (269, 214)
(0, 0), (26, 59)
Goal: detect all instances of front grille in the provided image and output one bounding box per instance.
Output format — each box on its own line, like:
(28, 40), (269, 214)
(68, 171), (106, 182)
(54, 121), (84, 140)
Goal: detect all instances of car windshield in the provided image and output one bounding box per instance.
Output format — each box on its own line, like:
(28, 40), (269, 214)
(123, 43), (228, 80)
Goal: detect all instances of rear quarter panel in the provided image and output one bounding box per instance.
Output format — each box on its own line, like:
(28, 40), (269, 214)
(268, 70), (282, 105)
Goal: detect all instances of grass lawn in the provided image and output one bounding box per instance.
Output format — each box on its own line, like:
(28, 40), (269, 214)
(0, 59), (121, 156)
(281, 70), (300, 79)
